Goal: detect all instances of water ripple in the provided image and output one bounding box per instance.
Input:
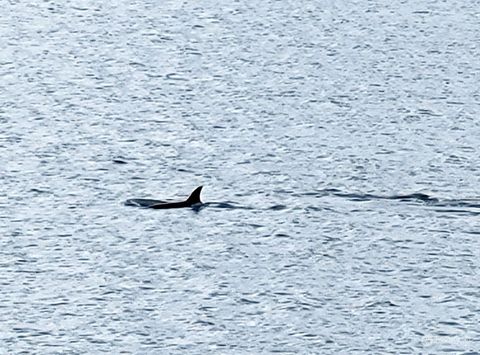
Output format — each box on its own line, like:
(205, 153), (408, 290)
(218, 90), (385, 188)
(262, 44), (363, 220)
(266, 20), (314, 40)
(2, 0), (479, 353)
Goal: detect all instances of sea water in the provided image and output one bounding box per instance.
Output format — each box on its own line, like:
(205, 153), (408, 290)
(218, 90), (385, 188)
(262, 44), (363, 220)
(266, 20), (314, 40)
(1, 0), (479, 353)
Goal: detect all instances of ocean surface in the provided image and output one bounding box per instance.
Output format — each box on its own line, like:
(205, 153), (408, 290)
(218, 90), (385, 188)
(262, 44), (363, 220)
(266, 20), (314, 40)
(1, 0), (480, 353)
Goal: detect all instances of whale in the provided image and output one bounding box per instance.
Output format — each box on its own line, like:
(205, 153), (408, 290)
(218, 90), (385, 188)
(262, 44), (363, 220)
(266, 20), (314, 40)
(125, 186), (203, 209)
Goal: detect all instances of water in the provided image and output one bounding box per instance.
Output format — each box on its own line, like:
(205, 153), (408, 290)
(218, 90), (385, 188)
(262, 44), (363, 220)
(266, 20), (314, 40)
(1, 0), (479, 353)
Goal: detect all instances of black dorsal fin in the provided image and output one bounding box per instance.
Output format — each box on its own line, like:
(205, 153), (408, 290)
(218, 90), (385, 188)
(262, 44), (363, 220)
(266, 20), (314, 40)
(186, 186), (203, 205)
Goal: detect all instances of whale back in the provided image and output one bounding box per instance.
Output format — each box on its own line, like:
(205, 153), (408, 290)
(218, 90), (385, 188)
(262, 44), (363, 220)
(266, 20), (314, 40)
(125, 186), (204, 209)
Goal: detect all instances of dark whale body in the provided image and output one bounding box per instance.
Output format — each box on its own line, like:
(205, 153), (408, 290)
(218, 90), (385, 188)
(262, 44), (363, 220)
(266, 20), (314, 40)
(125, 186), (203, 209)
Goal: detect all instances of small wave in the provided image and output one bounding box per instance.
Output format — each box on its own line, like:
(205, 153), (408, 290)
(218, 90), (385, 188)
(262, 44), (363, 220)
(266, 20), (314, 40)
(432, 208), (480, 216)
(203, 203), (288, 211)
(112, 159), (128, 164)
(328, 191), (439, 204)
(203, 202), (255, 210)
(268, 204), (288, 211)
(299, 189), (480, 214)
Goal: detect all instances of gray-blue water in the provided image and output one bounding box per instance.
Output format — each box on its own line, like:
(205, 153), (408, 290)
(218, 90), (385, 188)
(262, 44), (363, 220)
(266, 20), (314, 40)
(1, 1), (479, 353)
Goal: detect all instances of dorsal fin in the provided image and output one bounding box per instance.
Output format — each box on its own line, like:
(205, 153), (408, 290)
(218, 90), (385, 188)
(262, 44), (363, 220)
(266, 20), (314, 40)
(186, 186), (203, 205)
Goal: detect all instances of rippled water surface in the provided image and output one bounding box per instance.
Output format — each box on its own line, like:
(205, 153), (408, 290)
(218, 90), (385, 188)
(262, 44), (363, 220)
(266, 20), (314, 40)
(1, 0), (480, 353)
